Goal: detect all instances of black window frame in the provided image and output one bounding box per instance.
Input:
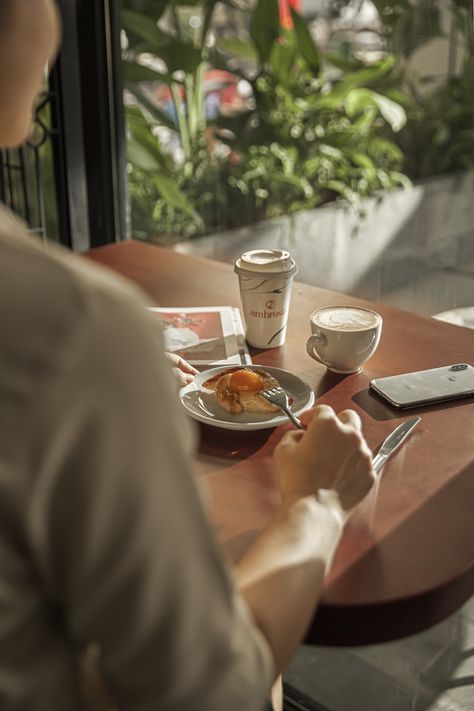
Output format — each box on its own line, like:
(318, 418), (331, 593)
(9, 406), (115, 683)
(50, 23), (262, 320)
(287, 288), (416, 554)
(1, 0), (127, 251)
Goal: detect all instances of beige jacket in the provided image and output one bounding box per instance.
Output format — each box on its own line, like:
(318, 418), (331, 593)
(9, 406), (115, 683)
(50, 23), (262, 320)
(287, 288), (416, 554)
(0, 206), (272, 710)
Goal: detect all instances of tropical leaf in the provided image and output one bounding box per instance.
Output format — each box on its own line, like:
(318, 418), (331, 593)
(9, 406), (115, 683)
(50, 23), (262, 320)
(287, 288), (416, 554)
(160, 42), (203, 73)
(323, 52), (359, 72)
(326, 179), (361, 207)
(153, 174), (202, 223)
(125, 0), (169, 13)
(123, 60), (170, 84)
(345, 88), (406, 132)
(347, 150), (377, 180)
(250, 0), (280, 62)
(269, 42), (295, 85)
(368, 136), (404, 163)
(217, 37), (258, 61)
(126, 106), (170, 168)
(122, 9), (169, 48)
(208, 49), (248, 80)
(350, 107), (378, 133)
(125, 84), (176, 130)
(389, 171), (412, 189)
(319, 144), (343, 161)
(290, 8), (319, 73)
(273, 172), (313, 198)
(316, 57), (395, 109)
(128, 139), (162, 173)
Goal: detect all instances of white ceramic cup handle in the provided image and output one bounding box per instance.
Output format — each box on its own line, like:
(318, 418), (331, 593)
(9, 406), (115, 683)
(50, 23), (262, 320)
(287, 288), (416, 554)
(306, 333), (331, 367)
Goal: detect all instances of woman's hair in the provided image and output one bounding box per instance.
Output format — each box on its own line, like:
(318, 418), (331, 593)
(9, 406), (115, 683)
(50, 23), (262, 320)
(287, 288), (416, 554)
(0, 1), (15, 26)
(0, 2), (21, 50)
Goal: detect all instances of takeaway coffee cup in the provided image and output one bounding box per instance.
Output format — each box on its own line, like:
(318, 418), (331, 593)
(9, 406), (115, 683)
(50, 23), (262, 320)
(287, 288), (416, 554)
(234, 249), (298, 348)
(306, 306), (382, 374)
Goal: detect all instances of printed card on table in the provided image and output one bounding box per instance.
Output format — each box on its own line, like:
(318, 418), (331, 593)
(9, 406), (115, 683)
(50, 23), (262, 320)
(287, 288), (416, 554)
(147, 306), (251, 368)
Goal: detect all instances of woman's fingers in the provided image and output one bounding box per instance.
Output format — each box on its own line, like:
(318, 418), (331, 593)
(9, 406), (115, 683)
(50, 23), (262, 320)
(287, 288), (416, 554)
(173, 354), (199, 375)
(165, 352), (199, 384)
(277, 429), (306, 450)
(172, 369), (195, 387)
(337, 409), (362, 432)
(303, 404), (336, 429)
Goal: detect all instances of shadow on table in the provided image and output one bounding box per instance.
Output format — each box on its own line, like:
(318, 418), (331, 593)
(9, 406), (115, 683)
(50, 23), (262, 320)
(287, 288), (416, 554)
(352, 388), (474, 421)
(314, 369), (349, 397)
(198, 423), (274, 459)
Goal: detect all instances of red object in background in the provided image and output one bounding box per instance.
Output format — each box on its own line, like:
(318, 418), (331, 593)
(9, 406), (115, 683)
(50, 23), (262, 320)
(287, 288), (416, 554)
(155, 69), (241, 121)
(204, 69), (239, 112)
(279, 0), (300, 29)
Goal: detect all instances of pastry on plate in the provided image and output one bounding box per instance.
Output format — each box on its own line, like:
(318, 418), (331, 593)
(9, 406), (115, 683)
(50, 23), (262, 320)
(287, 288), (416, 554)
(203, 367), (282, 415)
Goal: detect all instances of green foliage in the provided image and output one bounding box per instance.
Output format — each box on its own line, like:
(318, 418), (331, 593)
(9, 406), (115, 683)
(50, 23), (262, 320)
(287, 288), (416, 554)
(376, 0), (474, 179)
(290, 8), (320, 73)
(397, 65), (474, 178)
(123, 0), (410, 242)
(122, 9), (170, 47)
(372, 0), (441, 59)
(250, 0), (280, 62)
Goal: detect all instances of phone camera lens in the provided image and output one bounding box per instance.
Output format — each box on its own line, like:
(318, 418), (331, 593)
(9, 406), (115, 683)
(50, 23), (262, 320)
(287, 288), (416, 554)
(450, 364), (468, 371)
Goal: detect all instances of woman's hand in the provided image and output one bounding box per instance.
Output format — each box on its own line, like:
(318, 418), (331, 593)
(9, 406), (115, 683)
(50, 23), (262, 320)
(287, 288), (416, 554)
(165, 352), (199, 387)
(274, 405), (375, 524)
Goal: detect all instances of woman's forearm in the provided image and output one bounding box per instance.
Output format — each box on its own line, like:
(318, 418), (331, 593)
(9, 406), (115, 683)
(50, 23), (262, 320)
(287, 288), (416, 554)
(235, 496), (343, 676)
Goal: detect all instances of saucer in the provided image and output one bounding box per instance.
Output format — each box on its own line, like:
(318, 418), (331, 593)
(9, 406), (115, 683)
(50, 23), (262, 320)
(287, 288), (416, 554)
(179, 365), (315, 431)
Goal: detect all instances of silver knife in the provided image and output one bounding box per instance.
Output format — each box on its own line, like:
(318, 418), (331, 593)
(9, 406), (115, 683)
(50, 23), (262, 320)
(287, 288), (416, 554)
(372, 417), (420, 474)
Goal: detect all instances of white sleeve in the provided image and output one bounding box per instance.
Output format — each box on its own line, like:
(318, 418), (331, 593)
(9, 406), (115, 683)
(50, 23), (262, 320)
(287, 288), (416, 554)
(25, 280), (273, 711)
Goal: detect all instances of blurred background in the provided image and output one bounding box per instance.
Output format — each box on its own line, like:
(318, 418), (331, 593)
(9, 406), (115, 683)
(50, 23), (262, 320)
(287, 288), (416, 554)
(1, 2), (474, 709)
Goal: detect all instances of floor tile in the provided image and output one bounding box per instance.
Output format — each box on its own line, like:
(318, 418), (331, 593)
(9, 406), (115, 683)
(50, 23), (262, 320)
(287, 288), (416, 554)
(285, 599), (474, 711)
(285, 644), (437, 711)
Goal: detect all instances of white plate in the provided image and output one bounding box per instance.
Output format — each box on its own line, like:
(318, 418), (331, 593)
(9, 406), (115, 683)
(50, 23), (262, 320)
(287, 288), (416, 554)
(179, 365), (315, 431)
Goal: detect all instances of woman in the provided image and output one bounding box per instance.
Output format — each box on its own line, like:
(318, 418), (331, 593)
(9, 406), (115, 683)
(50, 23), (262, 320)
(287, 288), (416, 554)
(0, 2), (374, 710)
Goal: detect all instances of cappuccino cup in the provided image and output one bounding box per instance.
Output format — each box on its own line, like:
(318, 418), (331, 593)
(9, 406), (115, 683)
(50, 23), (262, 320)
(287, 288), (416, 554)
(306, 306), (382, 374)
(235, 249), (297, 349)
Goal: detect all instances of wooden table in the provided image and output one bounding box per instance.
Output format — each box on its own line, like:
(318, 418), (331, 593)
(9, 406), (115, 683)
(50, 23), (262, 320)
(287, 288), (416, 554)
(86, 240), (474, 646)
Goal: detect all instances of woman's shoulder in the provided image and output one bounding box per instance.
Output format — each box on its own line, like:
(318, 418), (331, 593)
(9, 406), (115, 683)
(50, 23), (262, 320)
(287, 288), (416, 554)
(0, 204), (149, 359)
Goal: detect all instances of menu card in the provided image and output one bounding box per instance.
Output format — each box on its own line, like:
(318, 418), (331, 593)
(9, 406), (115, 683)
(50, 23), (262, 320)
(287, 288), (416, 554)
(148, 306), (251, 368)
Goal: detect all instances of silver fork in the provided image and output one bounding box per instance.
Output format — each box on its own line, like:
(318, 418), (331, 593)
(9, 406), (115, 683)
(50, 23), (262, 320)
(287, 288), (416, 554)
(261, 387), (305, 429)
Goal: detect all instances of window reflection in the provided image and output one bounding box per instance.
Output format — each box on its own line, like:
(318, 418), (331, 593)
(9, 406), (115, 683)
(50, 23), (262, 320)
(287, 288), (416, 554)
(122, 0), (474, 322)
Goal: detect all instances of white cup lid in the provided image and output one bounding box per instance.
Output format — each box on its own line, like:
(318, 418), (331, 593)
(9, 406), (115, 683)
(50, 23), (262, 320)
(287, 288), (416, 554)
(235, 249), (296, 274)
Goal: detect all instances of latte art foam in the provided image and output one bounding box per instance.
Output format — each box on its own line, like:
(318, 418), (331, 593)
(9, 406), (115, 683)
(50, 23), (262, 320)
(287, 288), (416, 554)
(313, 307), (380, 331)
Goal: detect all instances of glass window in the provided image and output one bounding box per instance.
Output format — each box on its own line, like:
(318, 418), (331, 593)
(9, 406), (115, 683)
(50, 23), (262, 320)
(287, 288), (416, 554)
(121, 0), (474, 323)
(0, 86), (60, 243)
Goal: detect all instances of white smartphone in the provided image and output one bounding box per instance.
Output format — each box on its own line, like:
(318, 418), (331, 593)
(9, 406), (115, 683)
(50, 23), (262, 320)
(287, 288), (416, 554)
(370, 363), (474, 409)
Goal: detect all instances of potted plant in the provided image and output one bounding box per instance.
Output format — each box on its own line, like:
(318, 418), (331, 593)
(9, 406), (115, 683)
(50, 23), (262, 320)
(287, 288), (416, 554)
(122, 0), (474, 294)
(122, 0), (407, 236)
